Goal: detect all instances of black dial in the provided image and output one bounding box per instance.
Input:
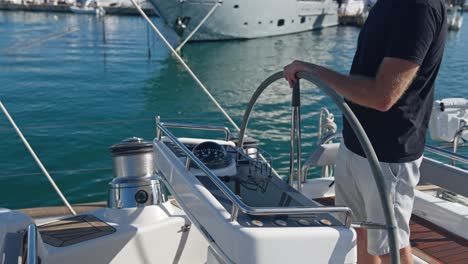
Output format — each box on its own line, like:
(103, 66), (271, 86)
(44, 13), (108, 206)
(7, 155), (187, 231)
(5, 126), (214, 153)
(192, 141), (231, 169)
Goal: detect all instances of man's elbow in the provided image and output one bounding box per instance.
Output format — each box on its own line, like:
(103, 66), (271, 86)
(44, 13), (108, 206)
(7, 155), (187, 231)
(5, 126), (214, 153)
(372, 98), (395, 112)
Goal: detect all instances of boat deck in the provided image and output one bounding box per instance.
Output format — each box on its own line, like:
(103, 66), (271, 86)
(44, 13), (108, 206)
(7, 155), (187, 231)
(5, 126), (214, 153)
(314, 197), (468, 263)
(20, 198), (468, 263)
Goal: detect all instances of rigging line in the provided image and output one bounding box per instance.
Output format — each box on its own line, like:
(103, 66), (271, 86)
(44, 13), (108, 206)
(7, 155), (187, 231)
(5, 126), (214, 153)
(129, 0), (240, 131)
(2, 167), (112, 178)
(175, 1), (222, 52)
(0, 101), (76, 215)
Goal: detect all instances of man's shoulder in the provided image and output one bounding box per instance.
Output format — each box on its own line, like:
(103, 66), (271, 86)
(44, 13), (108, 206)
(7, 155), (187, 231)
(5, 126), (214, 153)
(398, 0), (445, 10)
(392, 0), (446, 24)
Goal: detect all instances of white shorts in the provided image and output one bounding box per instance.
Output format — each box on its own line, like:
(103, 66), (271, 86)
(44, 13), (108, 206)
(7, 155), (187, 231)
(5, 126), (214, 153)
(334, 142), (423, 256)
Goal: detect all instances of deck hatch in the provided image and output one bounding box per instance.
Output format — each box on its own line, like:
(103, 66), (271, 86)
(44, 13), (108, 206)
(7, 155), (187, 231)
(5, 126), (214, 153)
(39, 215), (116, 247)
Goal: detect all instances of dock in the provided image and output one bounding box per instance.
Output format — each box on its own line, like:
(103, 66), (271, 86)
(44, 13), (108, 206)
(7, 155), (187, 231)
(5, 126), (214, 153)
(0, 2), (70, 12)
(338, 13), (366, 27)
(0, 2), (158, 16)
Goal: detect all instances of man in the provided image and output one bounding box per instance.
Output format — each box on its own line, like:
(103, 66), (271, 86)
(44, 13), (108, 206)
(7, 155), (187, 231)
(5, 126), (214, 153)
(284, 0), (447, 263)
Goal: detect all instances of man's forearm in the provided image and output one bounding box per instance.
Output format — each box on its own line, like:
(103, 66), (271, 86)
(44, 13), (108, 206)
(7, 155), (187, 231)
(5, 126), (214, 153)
(303, 62), (382, 110)
(292, 59), (419, 112)
(283, 59), (419, 111)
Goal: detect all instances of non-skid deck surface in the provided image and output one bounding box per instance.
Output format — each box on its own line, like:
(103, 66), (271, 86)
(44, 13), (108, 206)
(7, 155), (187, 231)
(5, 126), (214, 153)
(314, 197), (468, 263)
(39, 214), (116, 247)
(410, 215), (468, 263)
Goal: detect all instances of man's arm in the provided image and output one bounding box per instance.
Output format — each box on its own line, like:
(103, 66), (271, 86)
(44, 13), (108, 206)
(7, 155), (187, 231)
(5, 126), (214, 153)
(283, 58), (420, 112)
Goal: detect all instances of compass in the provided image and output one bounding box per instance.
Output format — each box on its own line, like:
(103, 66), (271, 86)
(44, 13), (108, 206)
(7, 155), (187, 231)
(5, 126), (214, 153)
(192, 141), (232, 170)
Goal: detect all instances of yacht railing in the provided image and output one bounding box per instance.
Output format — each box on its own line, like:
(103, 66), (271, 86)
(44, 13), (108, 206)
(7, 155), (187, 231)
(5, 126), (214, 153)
(156, 121), (353, 228)
(452, 124), (468, 163)
(24, 224), (38, 264)
(301, 133), (468, 180)
(425, 145), (468, 165)
(159, 122), (231, 141)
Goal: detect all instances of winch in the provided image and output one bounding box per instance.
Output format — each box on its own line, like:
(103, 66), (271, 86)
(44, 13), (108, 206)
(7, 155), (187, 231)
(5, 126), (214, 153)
(107, 137), (164, 209)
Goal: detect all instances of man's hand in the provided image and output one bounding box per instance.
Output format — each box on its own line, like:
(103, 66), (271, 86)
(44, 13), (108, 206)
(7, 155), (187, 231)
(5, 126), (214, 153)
(283, 60), (316, 88)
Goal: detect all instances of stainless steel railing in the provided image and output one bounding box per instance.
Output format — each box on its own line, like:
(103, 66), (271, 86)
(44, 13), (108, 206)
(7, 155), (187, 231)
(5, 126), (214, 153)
(160, 122), (231, 141)
(452, 124), (468, 164)
(425, 145), (468, 165)
(156, 121), (353, 228)
(25, 224), (38, 264)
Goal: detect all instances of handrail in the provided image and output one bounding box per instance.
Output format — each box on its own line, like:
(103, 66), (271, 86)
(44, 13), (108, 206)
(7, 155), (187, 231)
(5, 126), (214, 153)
(425, 145), (468, 164)
(433, 103), (468, 111)
(453, 124), (468, 163)
(26, 224), (38, 264)
(161, 122), (231, 141)
(156, 122), (353, 228)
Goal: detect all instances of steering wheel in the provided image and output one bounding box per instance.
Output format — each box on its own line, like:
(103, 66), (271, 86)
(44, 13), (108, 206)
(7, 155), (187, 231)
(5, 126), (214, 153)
(236, 71), (400, 264)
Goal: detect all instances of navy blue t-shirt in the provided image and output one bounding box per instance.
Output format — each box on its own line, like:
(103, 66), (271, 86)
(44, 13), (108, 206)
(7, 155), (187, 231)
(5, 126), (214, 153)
(343, 0), (447, 162)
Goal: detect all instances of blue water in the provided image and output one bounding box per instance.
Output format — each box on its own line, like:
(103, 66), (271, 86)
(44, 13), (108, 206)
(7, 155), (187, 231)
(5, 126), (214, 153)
(0, 11), (467, 209)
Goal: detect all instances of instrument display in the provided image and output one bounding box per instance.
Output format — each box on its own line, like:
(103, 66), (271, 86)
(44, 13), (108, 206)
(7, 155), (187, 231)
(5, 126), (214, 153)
(192, 141), (232, 169)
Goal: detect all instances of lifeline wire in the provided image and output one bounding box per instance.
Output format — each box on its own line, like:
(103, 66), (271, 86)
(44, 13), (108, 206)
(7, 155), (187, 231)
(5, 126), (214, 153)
(0, 101), (76, 215)
(129, 0), (240, 131)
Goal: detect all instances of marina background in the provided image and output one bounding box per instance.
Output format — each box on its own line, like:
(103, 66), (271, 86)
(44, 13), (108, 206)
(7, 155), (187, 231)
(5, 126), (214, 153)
(1, 11), (467, 209)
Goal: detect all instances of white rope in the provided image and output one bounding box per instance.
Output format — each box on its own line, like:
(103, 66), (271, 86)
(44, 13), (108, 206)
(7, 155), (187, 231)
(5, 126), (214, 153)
(175, 1), (222, 52)
(129, 0), (240, 131)
(0, 101), (76, 215)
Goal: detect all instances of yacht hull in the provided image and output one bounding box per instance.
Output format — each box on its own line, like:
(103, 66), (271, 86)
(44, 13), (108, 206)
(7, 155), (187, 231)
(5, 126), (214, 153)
(70, 6), (98, 14)
(149, 0), (338, 40)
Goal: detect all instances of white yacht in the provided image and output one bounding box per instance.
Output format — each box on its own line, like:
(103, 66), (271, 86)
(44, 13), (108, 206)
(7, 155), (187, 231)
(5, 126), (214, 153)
(0, 10), (467, 263)
(338, 0), (365, 17)
(70, 0), (106, 16)
(447, 4), (463, 30)
(0, 69), (467, 263)
(147, 0), (339, 41)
